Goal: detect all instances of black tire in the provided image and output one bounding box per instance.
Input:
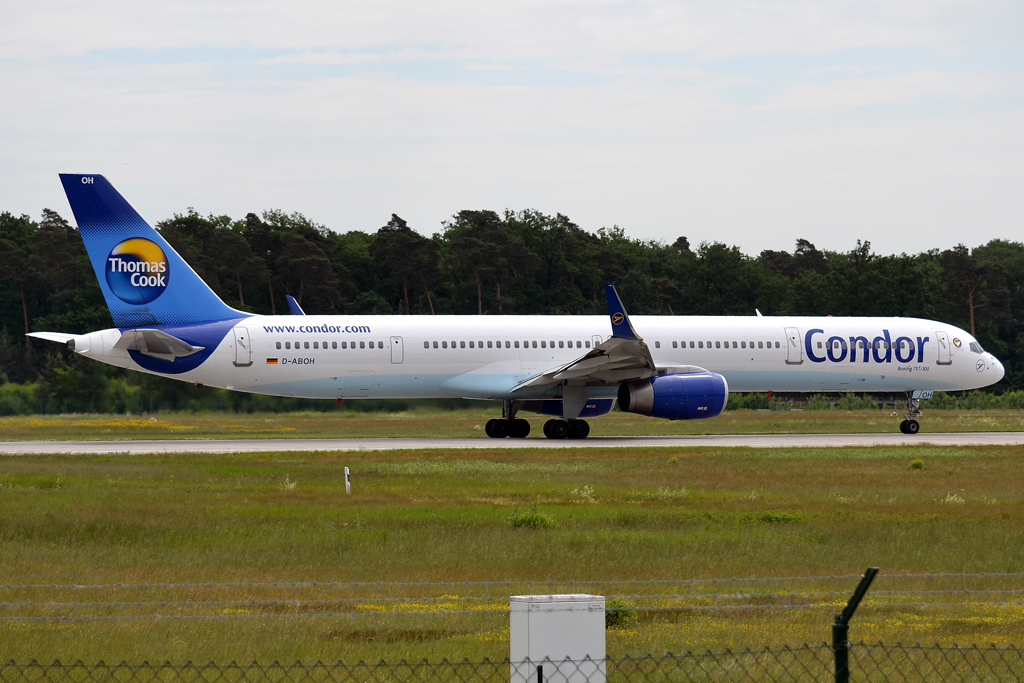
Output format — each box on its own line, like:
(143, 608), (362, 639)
(485, 419), (496, 438)
(491, 419), (510, 438)
(906, 419), (920, 435)
(510, 418), (531, 438)
(899, 419), (908, 434)
(548, 420), (569, 439)
(568, 419), (590, 439)
(543, 419), (556, 438)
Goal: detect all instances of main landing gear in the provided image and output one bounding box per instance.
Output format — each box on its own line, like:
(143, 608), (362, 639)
(543, 418), (590, 440)
(485, 400), (531, 439)
(899, 395), (923, 434)
(485, 418), (530, 439)
(483, 400), (591, 439)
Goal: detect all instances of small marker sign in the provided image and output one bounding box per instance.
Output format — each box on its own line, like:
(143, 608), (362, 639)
(344, 467), (351, 495)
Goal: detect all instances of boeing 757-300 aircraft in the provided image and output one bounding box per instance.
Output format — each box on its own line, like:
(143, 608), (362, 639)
(29, 174), (1005, 438)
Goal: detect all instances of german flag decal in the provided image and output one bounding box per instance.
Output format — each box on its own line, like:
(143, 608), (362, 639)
(266, 358), (278, 364)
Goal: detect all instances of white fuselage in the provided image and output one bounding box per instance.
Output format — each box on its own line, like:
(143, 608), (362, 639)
(70, 314), (1004, 402)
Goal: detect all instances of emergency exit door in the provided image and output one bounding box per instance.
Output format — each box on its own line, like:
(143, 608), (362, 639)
(391, 336), (404, 364)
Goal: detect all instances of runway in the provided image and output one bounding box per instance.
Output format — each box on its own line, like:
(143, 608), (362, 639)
(2, 432), (1024, 455)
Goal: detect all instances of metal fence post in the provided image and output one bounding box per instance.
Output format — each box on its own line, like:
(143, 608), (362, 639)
(833, 567), (879, 683)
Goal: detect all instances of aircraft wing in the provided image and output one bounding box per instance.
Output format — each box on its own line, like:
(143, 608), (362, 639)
(512, 283), (656, 391)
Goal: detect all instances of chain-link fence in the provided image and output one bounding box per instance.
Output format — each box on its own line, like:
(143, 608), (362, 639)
(2, 644), (1023, 683)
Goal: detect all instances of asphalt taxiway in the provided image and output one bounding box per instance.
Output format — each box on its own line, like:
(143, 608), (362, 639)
(2, 432), (1024, 455)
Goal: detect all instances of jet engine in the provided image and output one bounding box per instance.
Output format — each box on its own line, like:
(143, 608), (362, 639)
(617, 372), (729, 420)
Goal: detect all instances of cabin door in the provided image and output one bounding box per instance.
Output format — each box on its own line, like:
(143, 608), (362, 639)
(936, 331), (952, 365)
(233, 326), (252, 367)
(390, 336), (404, 364)
(784, 327), (802, 365)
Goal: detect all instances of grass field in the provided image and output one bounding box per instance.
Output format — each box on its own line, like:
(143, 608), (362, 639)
(2, 407), (1024, 441)
(1, 444), (1023, 663)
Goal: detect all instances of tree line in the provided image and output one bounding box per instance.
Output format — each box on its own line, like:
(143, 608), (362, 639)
(1, 205), (1021, 414)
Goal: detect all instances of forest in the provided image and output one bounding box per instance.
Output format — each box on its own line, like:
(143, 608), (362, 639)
(1, 205), (1022, 414)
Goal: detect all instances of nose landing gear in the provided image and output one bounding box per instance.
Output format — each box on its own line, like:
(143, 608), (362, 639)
(899, 395), (924, 434)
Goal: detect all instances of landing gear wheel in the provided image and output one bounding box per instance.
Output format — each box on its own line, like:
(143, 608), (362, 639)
(545, 419), (569, 439)
(905, 419), (920, 435)
(490, 419), (510, 438)
(485, 419), (496, 438)
(509, 418), (531, 438)
(567, 419), (590, 439)
(899, 419), (908, 434)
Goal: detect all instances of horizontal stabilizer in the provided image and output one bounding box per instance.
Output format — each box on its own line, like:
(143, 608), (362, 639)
(26, 332), (76, 345)
(113, 328), (206, 362)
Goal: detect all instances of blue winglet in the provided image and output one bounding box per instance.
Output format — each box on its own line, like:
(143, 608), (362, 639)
(286, 295), (306, 315)
(604, 282), (640, 340)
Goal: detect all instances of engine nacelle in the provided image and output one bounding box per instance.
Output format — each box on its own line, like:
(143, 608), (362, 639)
(617, 372), (729, 420)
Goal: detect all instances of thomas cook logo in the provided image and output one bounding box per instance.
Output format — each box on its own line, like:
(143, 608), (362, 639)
(612, 312), (624, 325)
(105, 238), (169, 305)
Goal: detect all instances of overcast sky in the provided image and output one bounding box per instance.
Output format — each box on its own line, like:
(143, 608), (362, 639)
(1, 1), (1021, 255)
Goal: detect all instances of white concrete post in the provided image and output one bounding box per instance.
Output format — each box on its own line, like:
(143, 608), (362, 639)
(510, 594), (606, 683)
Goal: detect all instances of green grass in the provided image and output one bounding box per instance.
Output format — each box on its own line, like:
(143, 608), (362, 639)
(2, 407), (1024, 441)
(1, 445), (1023, 662)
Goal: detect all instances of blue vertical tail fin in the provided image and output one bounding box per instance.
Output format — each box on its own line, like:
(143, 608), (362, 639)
(59, 174), (244, 327)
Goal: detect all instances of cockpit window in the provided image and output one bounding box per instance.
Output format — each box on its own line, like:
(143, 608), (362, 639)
(969, 342), (984, 354)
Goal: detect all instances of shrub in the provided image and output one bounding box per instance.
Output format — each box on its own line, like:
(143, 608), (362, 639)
(743, 510), (801, 524)
(509, 501), (553, 529)
(911, 459), (924, 470)
(605, 599), (637, 628)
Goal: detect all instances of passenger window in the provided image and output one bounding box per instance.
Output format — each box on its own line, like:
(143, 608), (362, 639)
(584, 341), (590, 348)
(758, 341), (763, 349)
(655, 341), (661, 348)
(313, 342), (319, 349)
(442, 341), (448, 348)
(323, 341), (327, 348)
(432, 341), (438, 348)
(541, 341), (546, 348)
(689, 341), (695, 348)
(550, 341), (555, 347)
(505, 341), (511, 348)
(469, 341), (474, 348)
(424, 341), (429, 348)
(276, 342), (282, 349)
(332, 341), (337, 349)
(285, 342), (291, 349)
(559, 341), (564, 348)
(304, 342), (310, 349)
(461, 341), (466, 348)
(698, 341), (704, 348)
(360, 341), (365, 349)
(478, 341), (483, 347)
(341, 342), (347, 349)
(577, 341), (582, 348)
(740, 341), (745, 349)
(514, 341), (520, 348)
(817, 342), (822, 349)
(487, 341), (493, 348)
(775, 342), (780, 348)
(672, 341), (678, 348)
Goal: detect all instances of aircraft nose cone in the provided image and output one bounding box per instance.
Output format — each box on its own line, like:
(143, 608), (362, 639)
(990, 355), (1005, 382)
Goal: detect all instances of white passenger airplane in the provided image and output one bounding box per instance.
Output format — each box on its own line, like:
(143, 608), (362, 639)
(29, 175), (1005, 438)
